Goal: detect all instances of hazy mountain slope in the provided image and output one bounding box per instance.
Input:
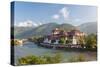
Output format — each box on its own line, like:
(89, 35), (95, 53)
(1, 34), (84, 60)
(78, 22), (97, 34)
(14, 27), (34, 36)
(15, 23), (75, 39)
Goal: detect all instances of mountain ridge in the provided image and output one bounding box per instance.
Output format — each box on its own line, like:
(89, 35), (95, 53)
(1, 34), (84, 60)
(15, 23), (75, 39)
(78, 22), (97, 35)
(14, 22), (97, 39)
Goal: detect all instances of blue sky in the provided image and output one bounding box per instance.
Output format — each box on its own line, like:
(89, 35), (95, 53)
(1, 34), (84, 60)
(13, 1), (97, 27)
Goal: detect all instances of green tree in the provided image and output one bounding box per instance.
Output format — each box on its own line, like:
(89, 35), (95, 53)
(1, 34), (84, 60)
(66, 39), (71, 44)
(78, 37), (85, 47)
(85, 34), (97, 48)
(28, 36), (44, 43)
(59, 37), (66, 44)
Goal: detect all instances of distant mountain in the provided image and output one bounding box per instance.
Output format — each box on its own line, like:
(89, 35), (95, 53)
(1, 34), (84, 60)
(78, 22), (97, 35)
(14, 27), (34, 37)
(14, 22), (97, 39)
(15, 23), (75, 39)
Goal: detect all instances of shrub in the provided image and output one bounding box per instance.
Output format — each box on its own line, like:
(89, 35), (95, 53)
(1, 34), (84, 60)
(18, 53), (62, 65)
(68, 54), (86, 62)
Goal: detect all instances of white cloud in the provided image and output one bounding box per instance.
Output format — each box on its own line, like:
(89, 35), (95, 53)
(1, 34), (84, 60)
(32, 21), (39, 27)
(59, 7), (69, 20)
(38, 22), (42, 25)
(16, 20), (39, 27)
(52, 14), (60, 19)
(52, 7), (69, 20)
(36, 20), (43, 26)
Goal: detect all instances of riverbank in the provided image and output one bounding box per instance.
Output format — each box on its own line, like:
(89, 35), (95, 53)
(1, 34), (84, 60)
(14, 41), (97, 65)
(35, 43), (97, 52)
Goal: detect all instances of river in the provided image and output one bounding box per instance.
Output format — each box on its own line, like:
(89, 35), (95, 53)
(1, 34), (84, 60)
(14, 41), (97, 65)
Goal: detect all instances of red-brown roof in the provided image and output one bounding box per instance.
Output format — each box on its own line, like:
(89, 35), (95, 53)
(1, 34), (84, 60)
(46, 28), (85, 39)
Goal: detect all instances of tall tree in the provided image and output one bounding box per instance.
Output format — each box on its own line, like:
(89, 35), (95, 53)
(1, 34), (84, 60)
(85, 34), (97, 48)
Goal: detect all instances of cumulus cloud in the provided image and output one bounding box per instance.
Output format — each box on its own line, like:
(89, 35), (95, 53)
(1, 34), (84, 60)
(16, 20), (39, 27)
(52, 7), (69, 20)
(59, 7), (69, 20)
(38, 22), (42, 25)
(52, 14), (60, 19)
(36, 20), (43, 26)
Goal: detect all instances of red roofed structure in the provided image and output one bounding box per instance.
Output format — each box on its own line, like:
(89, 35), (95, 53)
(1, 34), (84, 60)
(43, 28), (85, 45)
